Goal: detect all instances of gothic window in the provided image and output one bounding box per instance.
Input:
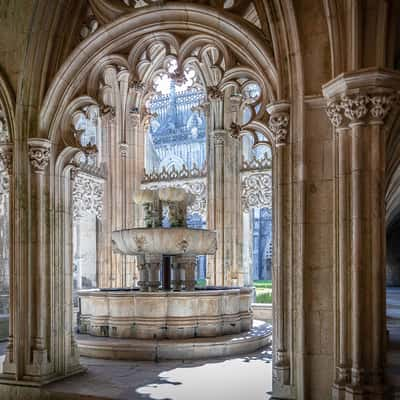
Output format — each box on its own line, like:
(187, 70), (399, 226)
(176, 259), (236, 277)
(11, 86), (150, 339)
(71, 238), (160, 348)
(241, 133), (273, 293)
(143, 65), (207, 281)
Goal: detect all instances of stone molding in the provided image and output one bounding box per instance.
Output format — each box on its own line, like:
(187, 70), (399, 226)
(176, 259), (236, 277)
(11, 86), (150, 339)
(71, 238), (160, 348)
(71, 169), (104, 221)
(266, 101), (290, 147)
(28, 139), (51, 174)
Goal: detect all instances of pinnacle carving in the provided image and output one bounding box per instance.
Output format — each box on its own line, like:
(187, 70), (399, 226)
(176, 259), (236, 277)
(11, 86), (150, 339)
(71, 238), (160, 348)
(326, 92), (400, 128)
(28, 141), (51, 174)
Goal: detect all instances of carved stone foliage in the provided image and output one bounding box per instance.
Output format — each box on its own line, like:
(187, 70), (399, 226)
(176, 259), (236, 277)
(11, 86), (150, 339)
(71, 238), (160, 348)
(142, 178), (207, 218)
(80, 6), (99, 40)
(326, 92), (400, 128)
(72, 171), (104, 221)
(0, 108), (9, 143)
(0, 146), (12, 175)
(0, 173), (9, 216)
(241, 172), (272, 212)
(28, 140), (51, 174)
(266, 101), (290, 147)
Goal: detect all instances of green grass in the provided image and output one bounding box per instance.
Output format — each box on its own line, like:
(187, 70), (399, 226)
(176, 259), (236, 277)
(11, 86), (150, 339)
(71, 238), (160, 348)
(253, 280), (272, 289)
(254, 280), (272, 304)
(255, 292), (272, 304)
(196, 279), (207, 287)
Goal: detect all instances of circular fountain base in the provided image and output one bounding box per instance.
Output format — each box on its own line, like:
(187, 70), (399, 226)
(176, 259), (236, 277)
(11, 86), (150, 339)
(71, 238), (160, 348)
(78, 287), (253, 340)
(76, 320), (271, 361)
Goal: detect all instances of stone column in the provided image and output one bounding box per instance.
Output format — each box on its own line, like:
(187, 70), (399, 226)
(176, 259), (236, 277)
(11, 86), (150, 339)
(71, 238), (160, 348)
(27, 138), (52, 377)
(176, 255), (197, 291)
(266, 101), (291, 393)
(171, 256), (183, 291)
(137, 255), (148, 292)
(323, 69), (400, 400)
(145, 254), (161, 292)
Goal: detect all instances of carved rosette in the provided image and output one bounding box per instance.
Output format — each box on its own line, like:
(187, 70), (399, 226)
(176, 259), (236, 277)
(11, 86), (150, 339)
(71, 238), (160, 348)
(241, 172), (272, 212)
(266, 101), (290, 147)
(72, 170), (104, 221)
(28, 139), (51, 174)
(326, 92), (400, 128)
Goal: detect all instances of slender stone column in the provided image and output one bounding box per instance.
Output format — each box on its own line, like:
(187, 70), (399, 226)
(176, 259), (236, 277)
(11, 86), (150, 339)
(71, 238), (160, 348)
(26, 138), (52, 377)
(145, 254), (161, 292)
(171, 256), (183, 291)
(176, 255), (197, 291)
(323, 69), (400, 400)
(266, 101), (291, 392)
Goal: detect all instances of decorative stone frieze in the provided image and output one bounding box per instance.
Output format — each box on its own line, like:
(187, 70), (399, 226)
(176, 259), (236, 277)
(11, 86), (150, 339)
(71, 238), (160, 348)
(326, 92), (400, 127)
(72, 170), (104, 220)
(28, 139), (51, 174)
(241, 153), (272, 172)
(241, 172), (272, 212)
(142, 164), (207, 183)
(266, 101), (290, 147)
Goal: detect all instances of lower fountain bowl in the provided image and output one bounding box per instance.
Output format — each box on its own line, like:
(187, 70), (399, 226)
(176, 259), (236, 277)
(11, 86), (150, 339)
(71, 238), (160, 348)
(78, 287), (253, 340)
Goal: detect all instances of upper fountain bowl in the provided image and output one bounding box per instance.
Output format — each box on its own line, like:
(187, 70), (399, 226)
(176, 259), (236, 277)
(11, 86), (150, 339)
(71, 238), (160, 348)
(112, 227), (217, 256)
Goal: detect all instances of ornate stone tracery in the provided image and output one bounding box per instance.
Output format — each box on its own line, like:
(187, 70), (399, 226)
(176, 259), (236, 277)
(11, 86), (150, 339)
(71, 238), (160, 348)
(241, 172), (272, 213)
(0, 108), (9, 144)
(72, 170), (104, 221)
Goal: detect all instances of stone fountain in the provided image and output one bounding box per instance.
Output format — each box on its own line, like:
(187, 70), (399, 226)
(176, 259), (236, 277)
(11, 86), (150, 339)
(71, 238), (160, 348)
(77, 189), (269, 360)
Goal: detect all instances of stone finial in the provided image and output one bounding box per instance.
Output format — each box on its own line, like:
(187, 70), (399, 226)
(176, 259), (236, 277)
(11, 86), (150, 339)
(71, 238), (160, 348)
(28, 139), (51, 174)
(266, 101), (290, 147)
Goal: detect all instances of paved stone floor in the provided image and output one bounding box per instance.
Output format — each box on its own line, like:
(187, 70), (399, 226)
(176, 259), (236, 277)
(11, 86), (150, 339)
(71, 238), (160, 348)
(46, 347), (273, 400)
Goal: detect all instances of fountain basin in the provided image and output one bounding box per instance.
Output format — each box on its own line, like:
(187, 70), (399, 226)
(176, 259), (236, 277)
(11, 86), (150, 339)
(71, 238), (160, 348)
(78, 287), (253, 340)
(112, 227), (217, 256)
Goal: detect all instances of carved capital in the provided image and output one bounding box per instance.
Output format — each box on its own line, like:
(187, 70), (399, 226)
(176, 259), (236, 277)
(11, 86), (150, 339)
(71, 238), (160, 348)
(323, 69), (400, 128)
(213, 130), (226, 146)
(129, 108), (140, 126)
(325, 92), (400, 128)
(229, 122), (242, 139)
(266, 101), (290, 147)
(28, 139), (51, 174)
(0, 144), (13, 175)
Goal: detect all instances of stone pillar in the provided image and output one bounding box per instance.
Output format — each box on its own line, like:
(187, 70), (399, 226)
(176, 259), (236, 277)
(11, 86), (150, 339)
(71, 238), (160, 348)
(323, 69), (400, 400)
(145, 254), (161, 292)
(171, 256), (183, 291)
(137, 255), (148, 292)
(266, 101), (292, 395)
(176, 255), (197, 291)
